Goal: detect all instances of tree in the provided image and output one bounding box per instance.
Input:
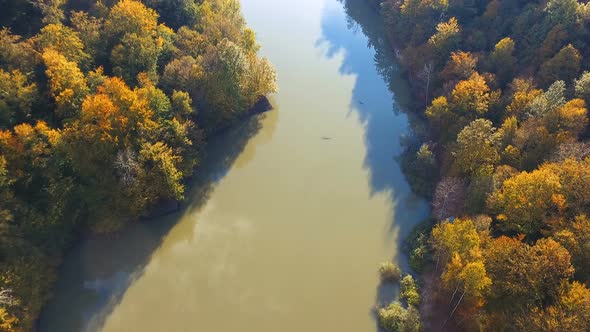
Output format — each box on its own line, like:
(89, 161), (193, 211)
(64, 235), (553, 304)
(242, 54), (277, 106)
(104, 0), (159, 41)
(545, 0), (582, 27)
(41, 49), (89, 119)
(378, 301), (421, 332)
(538, 24), (569, 64)
(526, 80), (566, 119)
(173, 26), (206, 58)
(552, 141), (590, 161)
(489, 37), (517, 85)
(70, 11), (104, 61)
(488, 167), (562, 235)
(539, 44), (582, 87)
(0, 29), (39, 74)
(161, 56), (204, 97)
(200, 38), (249, 126)
(514, 119), (557, 170)
(525, 282), (590, 332)
(425, 96), (462, 142)
(453, 119), (500, 176)
(444, 259), (491, 322)
(33, 0), (65, 24)
(400, 275), (420, 307)
(485, 237), (574, 312)
(111, 32), (163, 84)
(34, 23), (90, 66)
(138, 141), (184, 201)
(431, 218), (481, 267)
(0, 69), (37, 128)
(574, 71), (590, 104)
(428, 17), (461, 58)
(450, 73), (491, 116)
(553, 215), (590, 282)
(432, 177), (466, 220)
(506, 79), (543, 120)
(543, 158), (590, 217)
(441, 51), (477, 82)
(544, 99), (588, 142)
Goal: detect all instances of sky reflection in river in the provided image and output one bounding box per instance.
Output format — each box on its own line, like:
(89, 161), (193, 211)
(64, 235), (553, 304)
(38, 1), (429, 331)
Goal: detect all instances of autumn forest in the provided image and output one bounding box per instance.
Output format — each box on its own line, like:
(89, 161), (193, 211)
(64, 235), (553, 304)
(369, 0), (590, 330)
(2, 0), (590, 331)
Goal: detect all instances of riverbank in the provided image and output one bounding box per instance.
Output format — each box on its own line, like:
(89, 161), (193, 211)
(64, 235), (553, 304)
(360, 0), (590, 330)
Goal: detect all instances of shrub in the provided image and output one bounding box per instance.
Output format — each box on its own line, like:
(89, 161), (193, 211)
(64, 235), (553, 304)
(379, 261), (401, 283)
(405, 220), (434, 273)
(378, 301), (422, 332)
(400, 275), (420, 307)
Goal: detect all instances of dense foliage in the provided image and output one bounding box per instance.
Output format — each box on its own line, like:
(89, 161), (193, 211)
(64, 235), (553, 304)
(0, 0), (276, 330)
(368, 0), (590, 330)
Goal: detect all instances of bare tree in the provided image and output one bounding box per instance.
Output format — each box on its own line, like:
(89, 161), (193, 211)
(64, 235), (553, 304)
(551, 141), (590, 162)
(418, 62), (434, 108)
(0, 288), (17, 306)
(114, 148), (139, 186)
(432, 177), (467, 221)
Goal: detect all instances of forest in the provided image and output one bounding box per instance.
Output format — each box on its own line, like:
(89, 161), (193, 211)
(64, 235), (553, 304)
(364, 0), (590, 331)
(0, 0), (276, 330)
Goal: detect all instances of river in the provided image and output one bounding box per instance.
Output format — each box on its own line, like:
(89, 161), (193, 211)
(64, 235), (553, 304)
(38, 0), (429, 331)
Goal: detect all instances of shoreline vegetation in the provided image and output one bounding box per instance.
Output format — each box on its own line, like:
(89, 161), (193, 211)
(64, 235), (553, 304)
(0, 0), (277, 330)
(358, 0), (590, 330)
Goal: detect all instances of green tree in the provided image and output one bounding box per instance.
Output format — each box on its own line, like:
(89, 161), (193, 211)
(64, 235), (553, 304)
(0, 69), (37, 128)
(34, 24), (90, 66)
(489, 37), (516, 85)
(378, 301), (421, 332)
(539, 44), (582, 87)
(453, 119), (500, 177)
(545, 0), (582, 26)
(574, 71), (590, 104)
(400, 275), (420, 307)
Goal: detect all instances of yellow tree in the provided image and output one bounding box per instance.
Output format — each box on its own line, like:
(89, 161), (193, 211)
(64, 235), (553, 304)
(104, 0), (158, 40)
(545, 99), (588, 142)
(428, 17), (461, 58)
(526, 282), (590, 331)
(488, 167), (563, 235)
(441, 51), (477, 81)
(34, 24), (90, 66)
(553, 215), (590, 282)
(450, 72), (491, 116)
(41, 49), (89, 119)
(485, 237), (574, 319)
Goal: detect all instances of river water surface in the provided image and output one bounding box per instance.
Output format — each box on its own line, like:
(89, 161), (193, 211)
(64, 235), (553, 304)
(39, 0), (429, 331)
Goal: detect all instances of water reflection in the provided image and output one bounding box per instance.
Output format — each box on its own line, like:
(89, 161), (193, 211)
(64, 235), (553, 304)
(318, 0), (427, 244)
(37, 113), (271, 332)
(317, 0), (429, 329)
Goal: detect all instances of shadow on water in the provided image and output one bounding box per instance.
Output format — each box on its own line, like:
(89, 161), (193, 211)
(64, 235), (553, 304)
(318, 0), (429, 330)
(37, 111), (274, 332)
